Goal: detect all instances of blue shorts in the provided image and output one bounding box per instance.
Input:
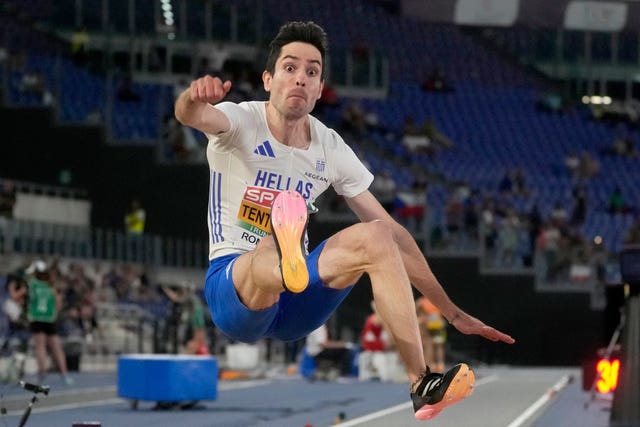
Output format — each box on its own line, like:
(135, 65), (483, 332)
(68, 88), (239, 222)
(203, 240), (354, 343)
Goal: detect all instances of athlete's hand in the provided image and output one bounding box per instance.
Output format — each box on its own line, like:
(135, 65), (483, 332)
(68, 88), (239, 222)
(451, 313), (515, 344)
(189, 75), (232, 105)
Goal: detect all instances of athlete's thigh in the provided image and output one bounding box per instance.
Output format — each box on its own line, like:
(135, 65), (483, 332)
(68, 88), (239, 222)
(266, 240), (353, 341)
(316, 222), (377, 289)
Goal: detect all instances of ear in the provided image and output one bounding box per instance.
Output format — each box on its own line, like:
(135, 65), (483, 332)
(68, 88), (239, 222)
(262, 70), (272, 93)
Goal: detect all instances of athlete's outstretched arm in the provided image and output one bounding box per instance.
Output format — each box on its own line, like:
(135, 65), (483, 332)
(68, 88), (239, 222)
(346, 190), (515, 345)
(174, 75), (232, 135)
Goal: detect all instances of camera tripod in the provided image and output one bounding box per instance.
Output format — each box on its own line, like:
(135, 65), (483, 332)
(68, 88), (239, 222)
(11, 381), (49, 427)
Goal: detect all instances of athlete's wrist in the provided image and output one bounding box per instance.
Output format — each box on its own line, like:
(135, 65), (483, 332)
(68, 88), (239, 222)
(447, 311), (461, 325)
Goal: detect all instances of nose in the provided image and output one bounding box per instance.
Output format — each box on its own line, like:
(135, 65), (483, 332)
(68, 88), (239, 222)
(295, 70), (306, 87)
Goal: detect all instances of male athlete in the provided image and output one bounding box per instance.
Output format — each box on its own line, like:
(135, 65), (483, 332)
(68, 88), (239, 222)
(175, 21), (515, 420)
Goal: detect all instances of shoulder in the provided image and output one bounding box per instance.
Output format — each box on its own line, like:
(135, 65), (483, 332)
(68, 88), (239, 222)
(216, 100), (261, 117)
(309, 115), (350, 151)
(211, 101), (263, 140)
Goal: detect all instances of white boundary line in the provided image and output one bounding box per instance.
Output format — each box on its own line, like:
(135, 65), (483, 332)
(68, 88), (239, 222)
(505, 374), (571, 427)
(4, 398), (123, 416)
(3, 379), (272, 417)
(337, 375), (500, 427)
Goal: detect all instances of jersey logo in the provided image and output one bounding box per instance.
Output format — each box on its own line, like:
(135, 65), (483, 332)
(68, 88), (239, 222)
(237, 186), (280, 237)
(253, 140), (276, 158)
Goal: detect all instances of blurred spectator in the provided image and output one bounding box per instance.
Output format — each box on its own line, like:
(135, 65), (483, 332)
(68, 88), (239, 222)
(512, 168), (528, 196)
(85, 106), (103, 125)
(361, 300), (393, 352)
(352, 39), (370, 62)
(421, 67), (453, 93)
(60, 263), (99, 337)
(537, 222), (561, 282)
(498, 169), (514, 196)
(401, 117), (432, 156)
(570, 184), (587, 227)
(550, 201), (569, 230)
(421, 117), (454, 151)
(0, 179), (16, 219)
(527, 204), (543, 258)
(535, 92), (563, 113)
(25, 260), (73, 384)
(415, 296), (446, 373)
(0, 46), (7, 101)
(370, 171), (397, 214)
(462, 189), (481, 244)
(394, 181), (427, 233)
(359, 300), (398, 382)
(607, 186), (627, 214)
(314, 81), (340, 120)
(341, 100), (367, 135)
(624, 217), (640, 245)
(161, 283), (209, 355)
(498, 168), (527, 198)
(235, 69), (256, 100)
(578, 151), (600, 180)
(0, 45), (7, 66)
(69, 26), (89, 66)
(19, 68), (55, 106)
(163, 114), (187, 161)
(444, 192), (463, 244)
(124, 199), (146, 234)
(305, 323), (355, 379)
(206, 42), (232, 75)
(0, 179), (16, 252)
(20, 68), (45, 93)
(614, 134), (637, 157)
(2, 272), (29, 353)
(480, 199), (498, 252)
(497, 209), (521, 268)
(351, 39), (370, 87)
(564, 150), (580, 178)
(602, 125), (638, 158)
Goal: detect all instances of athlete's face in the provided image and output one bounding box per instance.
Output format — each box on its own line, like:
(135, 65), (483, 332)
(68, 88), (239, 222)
(263, 42), (324, 119)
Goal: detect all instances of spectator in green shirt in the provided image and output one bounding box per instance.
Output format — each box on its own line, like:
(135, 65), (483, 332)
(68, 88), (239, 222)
(26, 260), (73, 384)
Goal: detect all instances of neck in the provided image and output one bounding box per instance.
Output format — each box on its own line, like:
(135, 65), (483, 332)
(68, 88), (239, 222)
(265, 102), (310, 149)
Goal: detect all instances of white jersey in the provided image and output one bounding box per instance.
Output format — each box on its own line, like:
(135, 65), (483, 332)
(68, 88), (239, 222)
(205, 101), (373, 260)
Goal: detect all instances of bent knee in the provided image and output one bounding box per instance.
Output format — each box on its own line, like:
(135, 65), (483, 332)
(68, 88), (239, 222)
(354, 220), (396, 258)
(361, 219), (394, 244)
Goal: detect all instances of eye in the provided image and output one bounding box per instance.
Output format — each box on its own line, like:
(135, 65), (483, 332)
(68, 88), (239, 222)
(285, 65), (295, 72)
(307, 69), (318, 77)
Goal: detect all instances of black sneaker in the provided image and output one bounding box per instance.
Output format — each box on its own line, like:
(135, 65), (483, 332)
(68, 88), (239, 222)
(411, 363), (475, 420)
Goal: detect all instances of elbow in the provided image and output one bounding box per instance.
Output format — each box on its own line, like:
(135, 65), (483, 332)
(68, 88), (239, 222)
(174, 106), (189, 126)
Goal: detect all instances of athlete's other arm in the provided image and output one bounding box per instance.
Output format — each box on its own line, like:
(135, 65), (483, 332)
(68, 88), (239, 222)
(345, 190), (515, 345)
(174, 75), (233, 135)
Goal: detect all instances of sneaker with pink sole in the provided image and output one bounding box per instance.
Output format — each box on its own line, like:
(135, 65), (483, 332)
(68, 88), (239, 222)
(270, 190), (309, 293)
(411, 363), (475, 420)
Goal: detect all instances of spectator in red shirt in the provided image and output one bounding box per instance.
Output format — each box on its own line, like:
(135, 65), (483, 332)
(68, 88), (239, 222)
(361, 301), (394, 351)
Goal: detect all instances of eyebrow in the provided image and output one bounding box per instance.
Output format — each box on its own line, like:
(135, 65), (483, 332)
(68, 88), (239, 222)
(281, 54), (321, 67)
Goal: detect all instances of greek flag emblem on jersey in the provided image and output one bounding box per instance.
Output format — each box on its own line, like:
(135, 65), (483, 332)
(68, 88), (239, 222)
(254, 140), (276, 158)
(315, 159), (325, 172)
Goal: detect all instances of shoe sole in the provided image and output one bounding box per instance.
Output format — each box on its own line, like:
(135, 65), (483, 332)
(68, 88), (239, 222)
(271, 190), (309, 293)
(414, 363), (475, 421)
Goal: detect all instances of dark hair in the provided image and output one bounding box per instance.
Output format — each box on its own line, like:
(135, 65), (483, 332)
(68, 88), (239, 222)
(265, 21), (329, 80)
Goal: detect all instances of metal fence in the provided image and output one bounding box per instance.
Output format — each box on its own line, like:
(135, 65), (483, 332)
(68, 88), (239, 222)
(0, 218), (208, 269)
